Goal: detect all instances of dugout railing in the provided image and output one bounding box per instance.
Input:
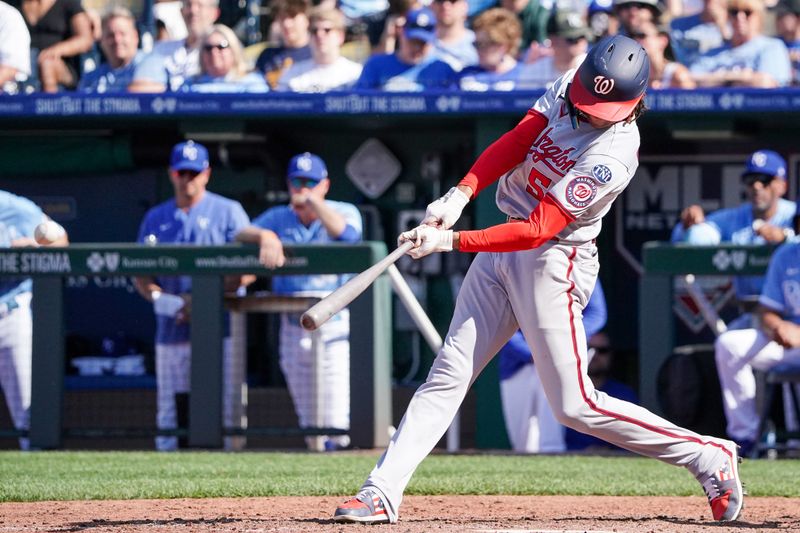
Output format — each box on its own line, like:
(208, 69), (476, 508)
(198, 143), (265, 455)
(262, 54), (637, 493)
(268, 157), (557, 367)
(0, 242), (392, 450)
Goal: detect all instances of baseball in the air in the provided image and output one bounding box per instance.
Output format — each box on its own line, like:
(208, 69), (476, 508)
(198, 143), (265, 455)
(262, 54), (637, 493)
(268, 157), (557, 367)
(34, 220), (65, 245)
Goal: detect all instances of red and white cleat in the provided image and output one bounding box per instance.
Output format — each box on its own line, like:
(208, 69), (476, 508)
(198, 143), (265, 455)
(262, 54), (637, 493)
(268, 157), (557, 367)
(333, 490), (389, 524)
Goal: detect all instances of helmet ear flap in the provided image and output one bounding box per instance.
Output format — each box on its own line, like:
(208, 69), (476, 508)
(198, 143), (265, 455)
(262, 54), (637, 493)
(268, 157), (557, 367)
(565, 84), (580, 129)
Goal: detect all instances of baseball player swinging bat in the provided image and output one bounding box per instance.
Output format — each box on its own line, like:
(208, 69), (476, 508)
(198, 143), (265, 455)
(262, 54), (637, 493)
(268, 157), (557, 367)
(301, 241), (415, 330)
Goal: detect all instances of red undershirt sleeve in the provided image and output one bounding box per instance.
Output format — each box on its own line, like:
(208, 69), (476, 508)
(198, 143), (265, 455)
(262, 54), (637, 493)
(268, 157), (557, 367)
(458, 194), (576, 252)
(458, 109), (549, 196)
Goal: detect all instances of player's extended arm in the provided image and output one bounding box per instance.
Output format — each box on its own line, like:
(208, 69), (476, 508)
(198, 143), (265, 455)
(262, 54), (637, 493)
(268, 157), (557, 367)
(235, 226), (286, 269)
(458, 109), (549, 197)
(400, 194), (575, 257)
(306, 195), (352, 240)
(133, 276), (162, 302)
(456, 194), (575, 252)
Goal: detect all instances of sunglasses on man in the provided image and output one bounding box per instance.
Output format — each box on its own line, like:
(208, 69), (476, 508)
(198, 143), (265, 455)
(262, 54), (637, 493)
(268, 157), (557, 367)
(174, 169), (202, 179)
(743, 173), (775, 187)
(289, 177), (320, 189)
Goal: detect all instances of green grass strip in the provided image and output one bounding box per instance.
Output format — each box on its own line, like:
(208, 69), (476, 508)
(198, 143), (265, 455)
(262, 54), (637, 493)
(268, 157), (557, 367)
(0, 451), (798, 502)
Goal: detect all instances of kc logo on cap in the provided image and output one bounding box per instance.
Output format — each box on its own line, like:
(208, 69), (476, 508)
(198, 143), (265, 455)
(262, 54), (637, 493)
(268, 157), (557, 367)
(183, 144), (199, 161)
(296, 154), (314, 172)
(751, 152), (767, 167)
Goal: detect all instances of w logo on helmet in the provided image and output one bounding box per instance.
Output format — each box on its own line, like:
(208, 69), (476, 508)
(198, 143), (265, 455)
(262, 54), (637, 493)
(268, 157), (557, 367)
(593, 76), (615, 95)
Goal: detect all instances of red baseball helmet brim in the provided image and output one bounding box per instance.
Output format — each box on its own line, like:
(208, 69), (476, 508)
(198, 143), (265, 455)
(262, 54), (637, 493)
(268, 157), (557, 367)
(569, 74), (643, 122)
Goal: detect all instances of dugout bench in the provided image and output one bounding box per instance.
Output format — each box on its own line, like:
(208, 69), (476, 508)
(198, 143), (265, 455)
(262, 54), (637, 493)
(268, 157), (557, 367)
(639, 242), (800, 456)
(0, 242), (392, 450)
(638, 242), (774, 413)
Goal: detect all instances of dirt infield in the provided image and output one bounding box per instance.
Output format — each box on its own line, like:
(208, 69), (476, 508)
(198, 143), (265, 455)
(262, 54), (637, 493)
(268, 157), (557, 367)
(1, 495), (798, 532)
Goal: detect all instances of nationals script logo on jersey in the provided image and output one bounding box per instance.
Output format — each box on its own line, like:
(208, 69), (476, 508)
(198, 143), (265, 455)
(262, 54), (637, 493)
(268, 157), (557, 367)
(530, 127), (577, 176)
(565, 176), (597, 208)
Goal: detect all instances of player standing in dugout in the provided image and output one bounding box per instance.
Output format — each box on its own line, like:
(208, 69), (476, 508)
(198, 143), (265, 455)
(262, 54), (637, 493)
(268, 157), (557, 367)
(333, 34), (745, 525)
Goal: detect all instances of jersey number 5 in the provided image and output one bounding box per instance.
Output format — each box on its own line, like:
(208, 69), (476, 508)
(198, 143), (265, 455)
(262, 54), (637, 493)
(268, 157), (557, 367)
(526, 167), (553, 201)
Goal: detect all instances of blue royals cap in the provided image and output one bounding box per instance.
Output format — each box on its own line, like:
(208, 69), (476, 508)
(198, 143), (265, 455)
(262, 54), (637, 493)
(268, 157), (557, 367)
(287, 152), (327, 181)
(170, 140), (209, 172)
(589, 0), (614, 14)
(743, 149), (786, 179)
(404, 7), (436, 43)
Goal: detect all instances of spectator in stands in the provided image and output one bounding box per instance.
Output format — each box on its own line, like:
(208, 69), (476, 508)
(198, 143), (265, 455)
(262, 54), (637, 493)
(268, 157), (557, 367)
(373, 0), (412, 55)
(11, 0), (94, 92)
(431, 0), (478, 72)
(467, 0), (496, 21)
(671, 150), (797, 329)
(614, 0), (664, 35)
(78, 7), (143, 93)
(565, 331), (640, 452)
(1, 190), (69, 450)
(776, 0), (800, 85)
(256, 0), (312, 90)
(690, 0), (793, 87)
(134, 140), (252, 452)
(499, 0), (550, 61)
(276, 6), (362, 92)
(0, 0), (31, 94)
(154, 0), (189, 41)
(354, 7), (458, 91)
(518, 9), (589, 89)
(670, 0), (730, 66)
(632, 20), (697, 88)
(129, 0), (220, 92)
(458, 8), (524, 91)
(180, 24), (268, 92)
(714, 231), (800, 456)
(236, 152), (363, 451)
(338, 0), (390, 49)
(588, 0), (621, 42)
(501, 282), (607, 454)
(665, 0), (696, 17)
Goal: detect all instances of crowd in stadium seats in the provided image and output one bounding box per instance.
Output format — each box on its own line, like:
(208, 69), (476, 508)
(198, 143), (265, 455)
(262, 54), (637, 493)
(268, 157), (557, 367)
(0, 0), (798, 94)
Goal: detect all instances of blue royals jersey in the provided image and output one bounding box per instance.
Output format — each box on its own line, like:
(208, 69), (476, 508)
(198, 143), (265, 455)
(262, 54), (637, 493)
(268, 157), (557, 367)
(78, 52), (144, 93)
(458, 63), (527, 92)
(354, 53), (458, 91)
(251, 200), (362, 294)
(689, 35), (793, 87)
(137, 191), (250, 344)
(672, 199), (797, 298)
(0, 190), (44, 302)
(760, 242), (800, 326)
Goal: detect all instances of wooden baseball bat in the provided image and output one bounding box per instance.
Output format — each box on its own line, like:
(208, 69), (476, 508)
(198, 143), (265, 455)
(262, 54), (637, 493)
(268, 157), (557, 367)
(300, 241), (415, 331)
